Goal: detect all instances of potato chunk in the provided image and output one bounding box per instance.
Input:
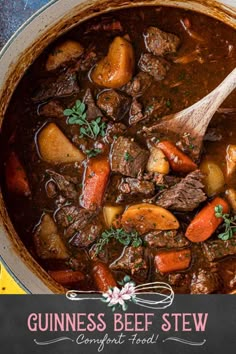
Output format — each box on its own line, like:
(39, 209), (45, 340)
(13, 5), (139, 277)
(200, 160), (225, 197)
(91, 36), (135, 88)
(121, 203), (179, 234)
(226, 144), (236, 177)
(34, 214), (69, 260)
(147, 147), (170, 174)
(103, 205), (124, 227)
(46, 40), (84, 71)
(37, 123), (85, 164)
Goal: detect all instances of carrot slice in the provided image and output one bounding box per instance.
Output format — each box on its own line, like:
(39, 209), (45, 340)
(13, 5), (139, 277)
(185, 197), (229, 243)
(92, 261), (117, 292)
(154, 249), (191, 273)
(5, 151), (31, 196)
(157, 140), (197, 173)
(82, 156), (110, 210)
(48, 270), (85, 286)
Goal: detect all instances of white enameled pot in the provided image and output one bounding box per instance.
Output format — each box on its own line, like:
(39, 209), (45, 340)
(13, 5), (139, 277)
(0, 0), (235, 293)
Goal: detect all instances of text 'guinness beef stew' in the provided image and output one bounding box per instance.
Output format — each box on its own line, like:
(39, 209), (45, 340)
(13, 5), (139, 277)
(1, 6), (236, 294)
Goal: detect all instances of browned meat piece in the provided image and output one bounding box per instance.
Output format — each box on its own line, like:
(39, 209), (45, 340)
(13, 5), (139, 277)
(168, 273), (190, 287)
(124, 72), (152, 97)
(79, 48), (97, 71)
(129, 98), (146, 125)
(105, 122), (127, 143)
(156, 170), (206, 211)
(202, 236), (236, 261)
(46, 170), (77, 200)
(111, 136), (149, 177)
(38, 100), (64, 118)
(144, 230), (190, 248)
(32, 71), (79, 102)
(110, 246), (148, 280)
(70, 220), (103, 248)
(84, 19), (123, 34)
(117, 177), (155, 202)
(144, 26), (180, 56)
(97, 89), (131, 121)
(190, 269), (220, 294)
(55, 205), (102, 247)
(83, 88), (102, 121)
(45, 180), (57, 198)
(138, 53), (169, 81)
(219, 259), (236, 290)
(204, 127), (223, 142)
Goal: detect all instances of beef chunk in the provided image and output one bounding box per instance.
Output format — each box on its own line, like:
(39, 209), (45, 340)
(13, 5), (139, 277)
(38, 100), (64, 118)
(144, 26), (180, 56)
(138, 53), (169, 81)
(219, 259), (236, 290)
(144, 230), (190, 248)
(111, 136), (149, 177)
(78, 47), (97, 72)
(55, 205), (102, 247)
(45, 180), (57, 198)
(202, 236), (236, 261)
(97, 90), (131, 121)
(168, 273), (191, 293)
(83, 88), (102, 121)
(117, 177), (155, 202)
(56, 205), (93, 231)
(129, 98), (146, 125)
(46, 170), (77, 200)
(105, 122), (127, 143)
(110, 246), (148, 280)
(190, 269), (220, 294)
(124, 72), (152, 97)
(156, 170), (206, 211)
(32, 70), (79, 102)
(70, 220), (103, 248)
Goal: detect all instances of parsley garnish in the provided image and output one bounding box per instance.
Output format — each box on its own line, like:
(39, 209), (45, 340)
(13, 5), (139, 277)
(215, 204), (236, 240)
(64, 100), (107, 139)
(124, 152), (134, 162)
(85, 148), (102, 158)
(94, 228), (142, 256)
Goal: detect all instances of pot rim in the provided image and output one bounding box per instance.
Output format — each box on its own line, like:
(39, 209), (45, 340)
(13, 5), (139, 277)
(0, 0), (236, 294)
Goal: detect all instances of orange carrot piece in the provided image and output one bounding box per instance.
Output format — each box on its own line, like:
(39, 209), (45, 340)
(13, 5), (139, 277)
(154, 249), (191, 273)
(5, 151), (31, 196)
(82, 157), (110, 210)
(48, 270), (85, 286)
(157, 140), (197, 173)
(185, 197), (229, 243)
(92, 262), (117, 292)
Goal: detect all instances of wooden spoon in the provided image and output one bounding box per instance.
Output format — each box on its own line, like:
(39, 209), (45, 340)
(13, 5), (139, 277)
(144, 68), (236, 159)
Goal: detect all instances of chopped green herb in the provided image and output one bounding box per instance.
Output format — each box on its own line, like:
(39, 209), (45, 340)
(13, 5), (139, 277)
(85, 148), (102, 158)
(94, 228), (142, 256)
(166, 99), (172, 108)
(124, 152), (134, 162)
(215, 204), (236, 241)
(65, 100), (107, 139)
(67, 215), (73, 222)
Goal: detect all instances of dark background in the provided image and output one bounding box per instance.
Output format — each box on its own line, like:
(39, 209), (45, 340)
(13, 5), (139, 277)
(0, 0), (50, 49)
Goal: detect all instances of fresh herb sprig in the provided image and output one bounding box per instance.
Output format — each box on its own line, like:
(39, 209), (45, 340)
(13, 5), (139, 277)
(64, 100), (107, 139)
(85, 148), (102, 158)
(215, 204), (236, 241)
(94, 227), (143, 256)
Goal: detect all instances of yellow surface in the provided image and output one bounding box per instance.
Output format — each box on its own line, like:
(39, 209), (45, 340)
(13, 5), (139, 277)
(0, 263), (26, 294)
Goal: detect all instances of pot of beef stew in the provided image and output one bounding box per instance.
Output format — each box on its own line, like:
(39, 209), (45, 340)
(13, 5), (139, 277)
(0, 0), (236, 294)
